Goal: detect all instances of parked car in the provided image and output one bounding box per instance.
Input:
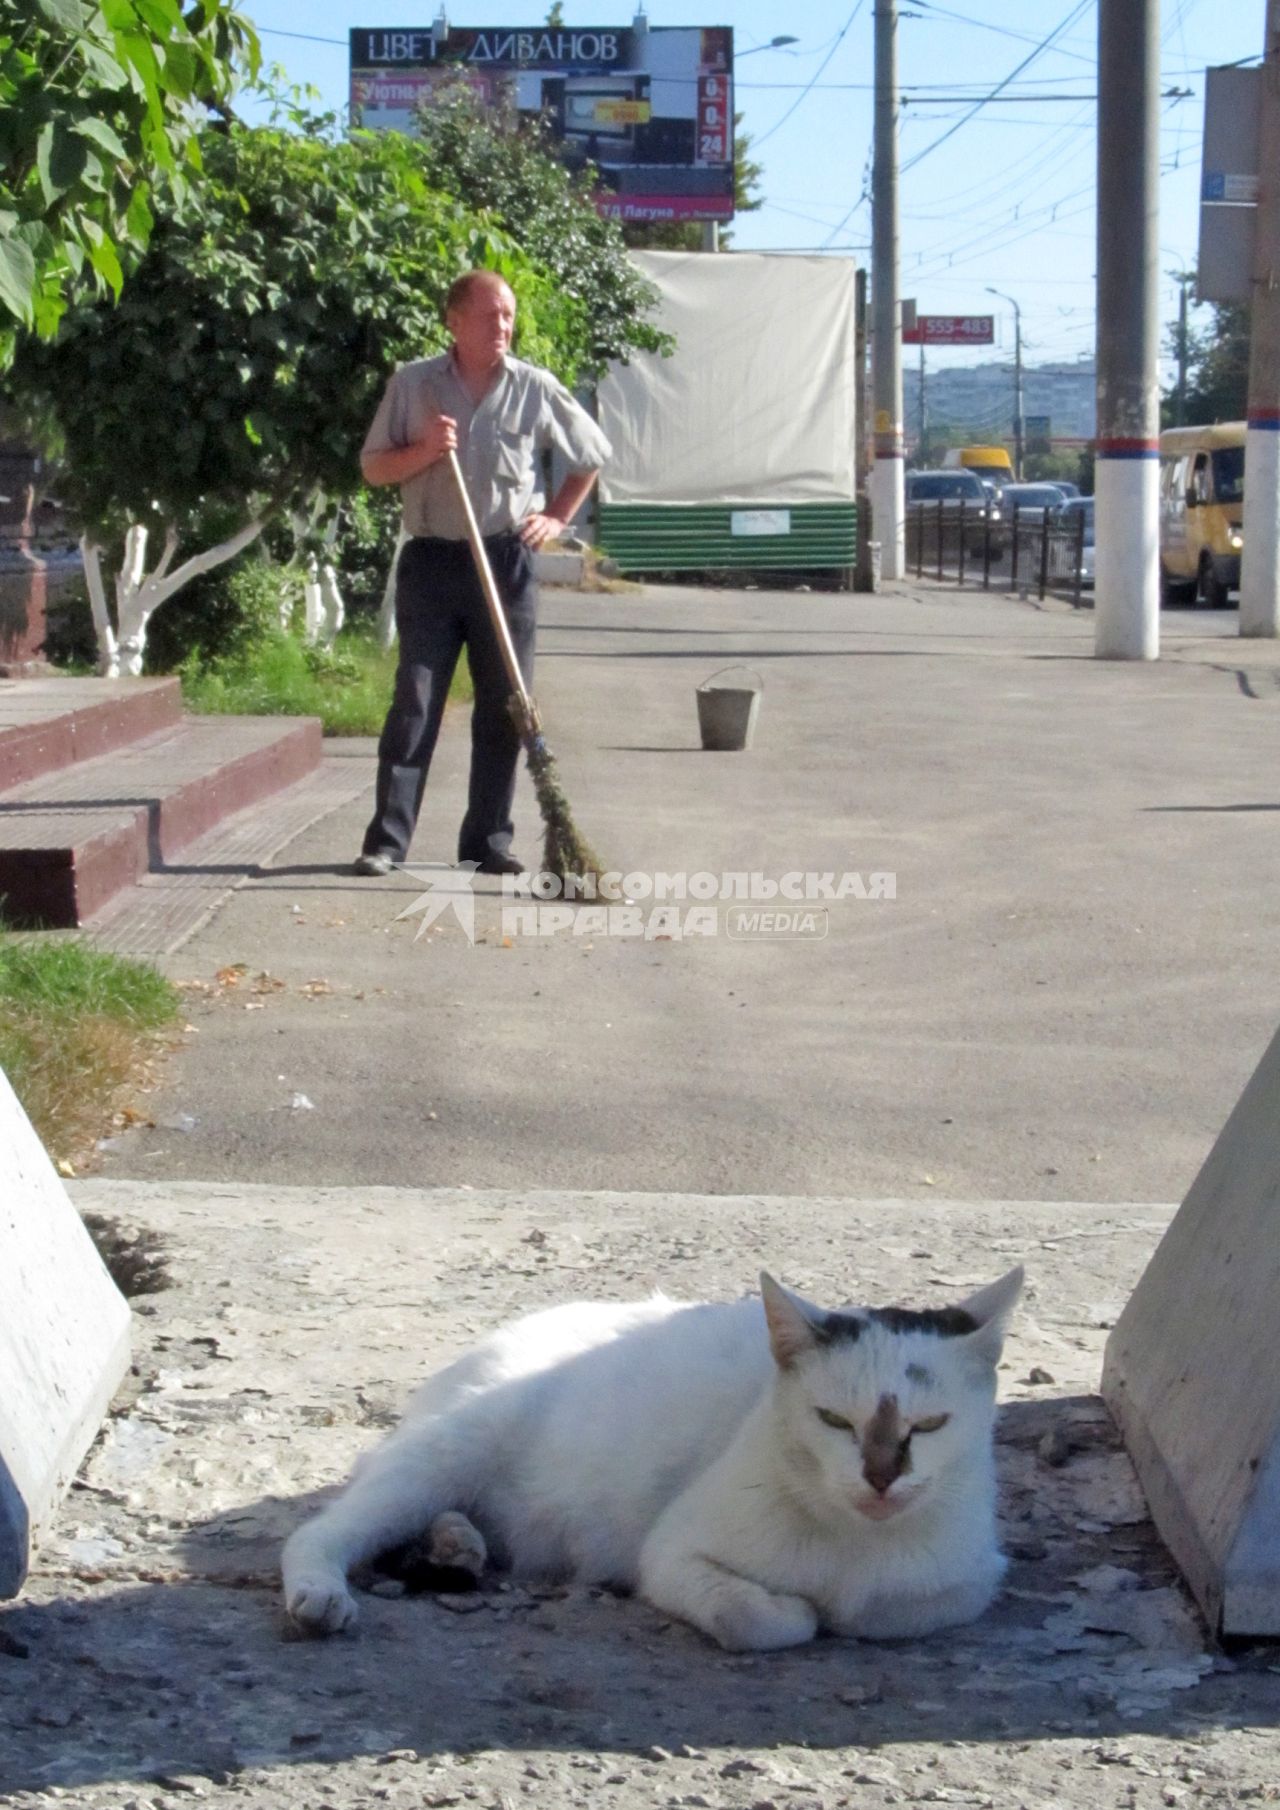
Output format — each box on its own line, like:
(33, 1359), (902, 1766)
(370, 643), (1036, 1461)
(1057, 496), (1094, 587)
(998, 482), (1070, 522)
(905, 468), (998, 554)
(1050, 480), (1082, 500)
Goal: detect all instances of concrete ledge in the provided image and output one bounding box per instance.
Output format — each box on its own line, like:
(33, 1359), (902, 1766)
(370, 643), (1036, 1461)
(1103, 1022), (1280, 1637)
(0, 1068), (130, 1597)
(533, 547), (586, 586)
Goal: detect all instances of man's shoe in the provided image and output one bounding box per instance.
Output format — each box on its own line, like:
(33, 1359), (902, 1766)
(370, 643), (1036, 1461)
(473, 853), (525, 877)
(353, 851), (396, 876)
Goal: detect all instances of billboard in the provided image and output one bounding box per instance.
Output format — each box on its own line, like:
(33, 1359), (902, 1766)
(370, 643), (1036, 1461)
(349, 24), (735, 224)
(902, 315), (994, 347)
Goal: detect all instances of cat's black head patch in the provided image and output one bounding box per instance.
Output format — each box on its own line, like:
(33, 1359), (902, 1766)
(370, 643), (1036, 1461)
(867, 1305), (978, 1338)
(818, 1311), (865, 1344)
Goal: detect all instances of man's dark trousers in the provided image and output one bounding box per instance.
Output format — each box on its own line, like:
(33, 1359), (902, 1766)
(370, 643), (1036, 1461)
(361, 533), (536, 865)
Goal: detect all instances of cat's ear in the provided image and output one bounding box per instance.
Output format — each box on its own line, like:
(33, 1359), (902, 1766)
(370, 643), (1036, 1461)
(957, 1265), (1024, 1366)
(760, 1272), (824, 1369)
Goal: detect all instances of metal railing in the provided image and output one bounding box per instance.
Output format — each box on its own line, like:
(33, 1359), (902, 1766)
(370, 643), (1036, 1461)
(905, 499), (1087, 605)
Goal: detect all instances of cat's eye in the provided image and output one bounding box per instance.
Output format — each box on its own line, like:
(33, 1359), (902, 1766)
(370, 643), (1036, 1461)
(815, 1407), (854, 1431)
(911, 1413), (951, 1435)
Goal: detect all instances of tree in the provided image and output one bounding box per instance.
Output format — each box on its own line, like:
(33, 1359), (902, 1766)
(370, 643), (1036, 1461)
(411, 84), (670, 375)
(1168, 298), (1250, 427)
(0, 0), (259, 363)
(11, 102), (667, 675)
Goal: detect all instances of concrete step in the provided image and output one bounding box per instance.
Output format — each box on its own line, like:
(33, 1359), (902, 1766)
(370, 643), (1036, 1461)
(0, 714), (322, 927)
(0, 676), (182, 792)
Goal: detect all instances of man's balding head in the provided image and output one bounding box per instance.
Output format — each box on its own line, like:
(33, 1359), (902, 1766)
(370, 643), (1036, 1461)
(444, 270), (516, 319)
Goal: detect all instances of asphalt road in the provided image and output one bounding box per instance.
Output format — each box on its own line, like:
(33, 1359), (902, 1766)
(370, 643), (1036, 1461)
(100, 578), (1280, 1204)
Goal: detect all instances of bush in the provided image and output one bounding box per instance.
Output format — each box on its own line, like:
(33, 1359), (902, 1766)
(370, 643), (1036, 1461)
(41, 577), (98, 669)
(145, 556), (297, 672)
(180, 624), (471, 736)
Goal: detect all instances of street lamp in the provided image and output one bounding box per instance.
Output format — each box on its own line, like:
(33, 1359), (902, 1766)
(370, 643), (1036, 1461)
(986, 286), (1024, 480)
(739, 35), (801, 54)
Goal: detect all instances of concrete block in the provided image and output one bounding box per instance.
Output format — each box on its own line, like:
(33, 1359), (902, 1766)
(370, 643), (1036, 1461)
(1102, 1024), (1280, 1636)
(534, 547), (586, 587)
(0, 1065), (130, 1595)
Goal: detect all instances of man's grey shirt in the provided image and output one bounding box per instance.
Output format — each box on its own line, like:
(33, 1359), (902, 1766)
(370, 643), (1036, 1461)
(362, 351), (612, 540)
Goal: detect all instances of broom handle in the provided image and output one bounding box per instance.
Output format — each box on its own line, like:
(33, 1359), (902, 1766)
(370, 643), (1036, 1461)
(446, 449), (534, 716)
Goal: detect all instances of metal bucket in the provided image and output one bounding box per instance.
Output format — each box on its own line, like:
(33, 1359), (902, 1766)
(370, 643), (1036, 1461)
(696, 665), (763, 752)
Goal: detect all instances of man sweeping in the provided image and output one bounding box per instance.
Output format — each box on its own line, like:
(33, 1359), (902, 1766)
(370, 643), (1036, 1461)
(354, 269), (611, 877)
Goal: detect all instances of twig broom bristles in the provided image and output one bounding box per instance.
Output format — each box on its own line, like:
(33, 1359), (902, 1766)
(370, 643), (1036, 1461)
(447, 450), (605, 884)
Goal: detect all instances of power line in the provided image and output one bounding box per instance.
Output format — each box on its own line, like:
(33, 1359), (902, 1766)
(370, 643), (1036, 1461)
(752, 0), (867, 150)
(900, 0), (1095, 175)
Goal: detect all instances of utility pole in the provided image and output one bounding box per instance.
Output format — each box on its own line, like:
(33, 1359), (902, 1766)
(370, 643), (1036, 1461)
(987, 286), (1023, 478)
(1170, 271), (1193, 427)
(854, 268), (876, 589)
(918, 341), (926, 461)
(1240, 0), (1280, 638)
(871, 0), (904, 580)
(1013, 307), (1024, 479)
(1094, 0), (1161, 661)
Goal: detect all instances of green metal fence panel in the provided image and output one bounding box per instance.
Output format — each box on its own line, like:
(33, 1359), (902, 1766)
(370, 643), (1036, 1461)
(597, 502), (858, 573)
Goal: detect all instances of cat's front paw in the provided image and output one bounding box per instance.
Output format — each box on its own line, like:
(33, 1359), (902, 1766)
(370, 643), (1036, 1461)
(710, 1585), (819, 1653)
(286, 1574), (360, 1637)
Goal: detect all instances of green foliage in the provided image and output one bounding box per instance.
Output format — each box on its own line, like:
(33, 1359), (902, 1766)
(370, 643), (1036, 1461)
(1023, 451), (1082, 485)
(1167, 298), (1250, 427)
(40, 575), (97, 667)
(325, 488), (403, 619)
(0, 928), (177, 1026)
(181, 623), (472, 737)
(411, 84), (671, 375)
(10, 113), (504, 535)
(12, 97), (664, 553)
(143, 552), (293, 671)
(0, 0), (260, 362)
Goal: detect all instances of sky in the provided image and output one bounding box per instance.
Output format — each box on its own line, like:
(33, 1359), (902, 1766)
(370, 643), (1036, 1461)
(241, 0), (1265, 385)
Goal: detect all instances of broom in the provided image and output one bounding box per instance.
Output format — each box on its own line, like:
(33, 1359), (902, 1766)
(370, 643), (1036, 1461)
(447, 449), (605, 886)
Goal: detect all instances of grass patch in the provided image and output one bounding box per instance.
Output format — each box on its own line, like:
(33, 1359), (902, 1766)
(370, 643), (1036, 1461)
(181, 627), (473, 736)
(0, 932), (180, 1168)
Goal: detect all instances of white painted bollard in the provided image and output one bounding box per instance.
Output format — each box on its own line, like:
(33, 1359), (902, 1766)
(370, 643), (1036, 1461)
(1102, 1024), (1280, 1635)
(0, 1067), (131, 1595)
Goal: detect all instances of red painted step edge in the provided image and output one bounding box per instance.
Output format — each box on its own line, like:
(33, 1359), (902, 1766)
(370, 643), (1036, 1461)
(0, 717), (322, 927)
(0, 679), (183, 794)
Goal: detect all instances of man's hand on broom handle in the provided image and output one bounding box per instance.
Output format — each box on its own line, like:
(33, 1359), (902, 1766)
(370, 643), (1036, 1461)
(360, 414), (457, 487)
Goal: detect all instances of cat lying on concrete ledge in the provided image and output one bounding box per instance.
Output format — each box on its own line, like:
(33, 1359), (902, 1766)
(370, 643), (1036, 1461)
(282, 1264), (1024, 1652)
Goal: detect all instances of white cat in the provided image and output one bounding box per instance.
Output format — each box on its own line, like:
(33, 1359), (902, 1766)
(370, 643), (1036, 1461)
(282, 1264), (1023, 1651)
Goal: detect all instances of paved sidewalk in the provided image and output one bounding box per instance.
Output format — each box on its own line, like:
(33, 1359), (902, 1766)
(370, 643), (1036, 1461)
(93, 578), (1280, 1206)
(0, 1178), (1269, 1810)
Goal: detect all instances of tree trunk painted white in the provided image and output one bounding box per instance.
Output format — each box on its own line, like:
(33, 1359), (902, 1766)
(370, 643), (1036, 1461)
(294, 501), (346, 651)
(378, 529), (409, 652)
(317, 562), (345, 647)
(81, 517), (267, 678)
(80, 538), (118, 677)
(302, 558), (324, 646)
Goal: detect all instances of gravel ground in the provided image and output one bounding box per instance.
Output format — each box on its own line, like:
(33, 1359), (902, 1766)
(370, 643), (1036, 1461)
(3, 1180), (1277, 1810)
